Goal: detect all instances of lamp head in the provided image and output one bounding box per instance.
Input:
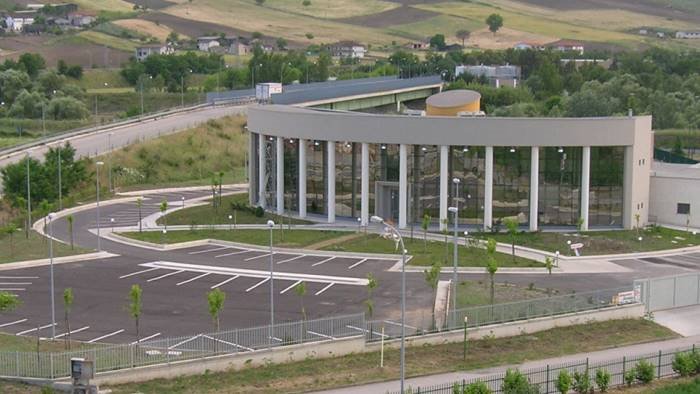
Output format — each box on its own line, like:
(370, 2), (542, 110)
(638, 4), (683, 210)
(448, 207), (458, 213)
(267, 220), (275, 227)
(452, 178), (461, 184)
(96, 161), (104, 166)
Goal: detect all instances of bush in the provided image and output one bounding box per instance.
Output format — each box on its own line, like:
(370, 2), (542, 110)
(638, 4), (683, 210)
(673, 352), (697, 377)
(502, 369), (539, 394)
(572, 370), (591, 394)
(254, 206), (264, 217)
(624, 369), (635, 387)
(555, 370), (572, 394)
(454, 382), (491, 394)
(690, 351), (700, 374)
(635, 359), (655, 384)
(595, 369), (611, 392)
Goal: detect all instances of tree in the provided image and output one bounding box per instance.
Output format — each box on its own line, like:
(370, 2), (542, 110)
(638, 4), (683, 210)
(63, 288), (73, 350)
(486, 238), (498, 305)
(136, 198), (143, 233)
(207, 288), (226, 332)
(545, 256), (553, 275)
(456, 29), (471, 47)
(255, 0), (265, 4)
(486, 14), (503, 35)
(9, 90), (44, 118)
(503, 218), (518, 261)
(128, 284), (143, 346)
(218, 171), (224, 207)
(46, 96), (89, 120)
(294, 281), (307, 320)
(160, 200), (168, 230)
(365, 273), (378, 318)
(423, 261), (441, 329)
(302, 0), (311, 6)
(429, 34), (447, 51)
(18, 53), (46, 78)
(276, 37), (288, 51)
(421, 214), (431, 252)
(672, 135), (684, 156)
(66, 215), (74, 249)
(0, 291), (21, 312)
(4, 224), (17, 256)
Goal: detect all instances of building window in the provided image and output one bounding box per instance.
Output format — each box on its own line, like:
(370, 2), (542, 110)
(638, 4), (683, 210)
(589, 147), (624, 227)
(678, 203), (691, 215)
(538, 147), (582, 226)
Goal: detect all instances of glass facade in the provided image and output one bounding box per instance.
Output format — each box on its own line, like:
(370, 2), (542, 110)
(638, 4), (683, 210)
(449, 146), (485, 226)
(538, 147), (582, 226)
(283, 139), (298, 212)
(263, 136), (276, 210)
(334, 142), (357, 218)
(410, 145), (440, 225)
(492, 147), (530, 227)
(307, 140), (326, 215)
(251, 133), (259, 205)
(589, 146), (624, 227)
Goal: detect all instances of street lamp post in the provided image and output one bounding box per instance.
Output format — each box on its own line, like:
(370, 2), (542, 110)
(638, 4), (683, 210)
(48, 212), (56, 340)
(25, 152), (31, 239)
(108, 132), (113, 193)
(451, 177), (461, 325)
(57, 147), (62, 211)
(370, 215), (406, 393)
(267, 219), (275, 348)
(96, 161), (104, 252)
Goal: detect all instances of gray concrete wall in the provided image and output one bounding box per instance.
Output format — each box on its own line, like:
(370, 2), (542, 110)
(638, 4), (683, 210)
(649, 175), (700, 228)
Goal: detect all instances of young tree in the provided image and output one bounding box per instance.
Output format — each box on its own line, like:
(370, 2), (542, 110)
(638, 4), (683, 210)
(545, 256), (554, 275)
(218, 171), (224, 207)
(486, 238), (498, 305)
(66, 215), (74, 249)
(423, 260), (441, 329)
(365, 273), (378, 318)
(0, 291), (21, 312)
(136, 198), (143, 233)
(456, 29), (471, 47)
(486, 14), (504, 35)
(556, 369), (572, 394)
(421, 214), (431, 252)
(160, 200), (168, 230)
(294, 281), (307, 321)
(128, 284), (143, 346)
(63, 288), (73, 350)
(207, 288), (226, 332)
(503, 218), (518, 261)
(4, 224), (17, 256)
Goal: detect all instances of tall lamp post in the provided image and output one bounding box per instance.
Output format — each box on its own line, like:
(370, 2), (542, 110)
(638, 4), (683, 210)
(267, 219), (275, 348)
(96, 161), (104, 252)
(48, 212), (56, 340)
(25, 152), (31, 239)
(370, 215), (407, 393)
(450, 177), (461, 325)
(107, 132), (114, 193)
(57, 146), (62, 211)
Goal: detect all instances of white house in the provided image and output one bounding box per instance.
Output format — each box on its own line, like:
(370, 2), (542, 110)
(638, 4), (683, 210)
(676, 31), (700, 39)
(330, 41), (366, 59)
(455, 65), (521, 88)
(4, 11), (36, 32)
(197, 36), (220, 52)
(135, 44), (174, 61)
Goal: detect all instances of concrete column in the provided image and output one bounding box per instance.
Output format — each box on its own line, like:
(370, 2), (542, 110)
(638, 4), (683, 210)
(361, 143), (369, 226)
(248, 133), (256, 206)
(529, 146), (539, 231)
(298, 139), (307, 218)
(258, 134), (266, 208)
(581, 146), (591, 231)
(439, 145), (449, 231)
(276, 137), (284, 215)
(327, 141), (336, 223)
(399, 144), (408, 229)
(484, 146), (494, 231)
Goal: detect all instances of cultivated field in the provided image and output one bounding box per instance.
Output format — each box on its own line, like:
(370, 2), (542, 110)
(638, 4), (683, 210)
(113, 18), (184, 41)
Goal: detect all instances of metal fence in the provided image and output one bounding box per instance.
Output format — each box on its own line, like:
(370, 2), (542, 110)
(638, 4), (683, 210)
(366, 287), (630, 341)
(389, 344), (698, 394)
(0, 314), (364, 379)
(635, 272), (700, 313)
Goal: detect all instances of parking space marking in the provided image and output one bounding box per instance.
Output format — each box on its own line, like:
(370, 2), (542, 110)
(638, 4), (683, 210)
(16, 323), (56, 336)
(54, 326), (90, 339)
(176, 273), (210, 286)
(276, 255), (305, 264)
(312, 257), (335, 266)
(189, 247), (230, 255)
(0, 319), (28, 328)
(315, 283), (335, 295)
(168, 334), (200, 350)
(348, 258), (368, 270)
(246, 278), (270, 292)
(0, 282), (32, 285)
(147, 270), (184, 282)
(210, 275), (239, 289)
(0, 276), (38, 279)
(307, 330), (335, 340)
(120, 267), (160, 279)
(0, 288), (25, 291)
(383, 320), (417, 330)
(201, 335), (253, 352)
(346, 325), (387, 338)
(87, 329), (125, 343)
(280, 280), (302, 294)
(131, 332), (161, 344)
(215, 250), (252, 258)
(244, 253), (274, 261)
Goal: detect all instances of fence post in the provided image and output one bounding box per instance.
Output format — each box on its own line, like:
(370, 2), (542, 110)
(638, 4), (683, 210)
(658, 350), (662, 378)
(622, 356), (626, 382)
(546, 364), (550, 394)
(586, 357), (589, 372)
(50, 352), (54, 380)
(130, 344), (134, 368)
(15, 351), (19, 377)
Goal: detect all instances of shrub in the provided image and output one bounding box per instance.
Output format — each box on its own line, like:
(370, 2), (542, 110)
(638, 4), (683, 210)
(673, 352), (697, 377)
(595, 369), (611, 392)
(635, 360), (655, 384)
(623, 368), (635, 386)
(690, 351), (700, 374)
(502, 369), (539, 394)
(572, 370), (591, 394)
(555, 369), (572, 394)
(453, 381), (491, 394)
(254, 206), (264, 217)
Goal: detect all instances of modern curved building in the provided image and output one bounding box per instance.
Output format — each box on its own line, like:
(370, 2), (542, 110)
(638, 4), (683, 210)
(247, 93), (652, 231)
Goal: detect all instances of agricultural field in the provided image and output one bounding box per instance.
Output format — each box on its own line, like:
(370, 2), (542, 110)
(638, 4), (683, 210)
(113, 18), (184, 42)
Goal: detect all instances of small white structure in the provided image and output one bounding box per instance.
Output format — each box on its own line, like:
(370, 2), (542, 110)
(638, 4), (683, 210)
(548, 40), (585, 55)
(68, 13), (94, 27)
(197, 36), (221, 52)
(256, 82), (283, 101)
(135, 44), (174, 61)
(650, 162), (700, 228)
(4, 11), (36, 32)
(676, 31), (700, 39)
(330, 41), (366, 59)
(455, 65), (521, 88)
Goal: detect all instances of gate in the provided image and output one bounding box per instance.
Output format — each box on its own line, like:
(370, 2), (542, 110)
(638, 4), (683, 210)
(635, 273), (700, 312)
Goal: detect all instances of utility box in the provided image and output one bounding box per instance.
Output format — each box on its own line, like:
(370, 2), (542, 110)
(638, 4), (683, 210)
(256, 82), (283, 102)
(71, 358), (98, 394)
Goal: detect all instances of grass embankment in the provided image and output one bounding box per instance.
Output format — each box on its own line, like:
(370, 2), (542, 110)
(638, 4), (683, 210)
(455, 280), (549, 308)
(613, 376), (700, 393)
(0, 231), (90, 264)
(159, 194), (312, 226)
(105, 319), (677, 394)
(484, 227), (700, 255)
(0, 333), (98, 353)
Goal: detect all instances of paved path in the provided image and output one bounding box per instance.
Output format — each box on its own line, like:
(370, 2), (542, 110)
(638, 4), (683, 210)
(317, 335), (700, 394)
(655, 305), (700, 336)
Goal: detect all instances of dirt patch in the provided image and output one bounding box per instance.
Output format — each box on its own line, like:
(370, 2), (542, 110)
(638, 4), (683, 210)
(140, 11), (248, 37)
(113, 18), (182, 41)
(125, 0), (175, 9)
(515, 0), (700, 23)
(338, 5), (438, 28)
(0, 35), (130, 68)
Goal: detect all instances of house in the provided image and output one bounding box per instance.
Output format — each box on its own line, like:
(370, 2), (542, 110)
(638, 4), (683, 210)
(547, 39), (585, 55)
(50, 17), (71, 28)
(657, 32), (666, 39)
(228, 40), (251, 56)
(197, 36), (220, 52)
(676, 31), (700, 39)
(455, 64), (522, 88)
(638, 29), (648, 35)
(330, 41), (366, 59)
(513, 42), (544, 51)
(4, 11), (36, 32)
(406, 41), (429, 50)
(67, 12), (94, 27)
(135, 44), (174, 61)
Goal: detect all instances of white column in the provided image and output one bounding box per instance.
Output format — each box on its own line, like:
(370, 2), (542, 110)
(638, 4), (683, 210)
(298, 139), (307, 218)
(248, 133), (255, 206)
(529, 146), (539, 232)
(439, 145), (449, 231)
(581, 146), (591, 231)
(484, 146), (494, 231)
(327, 141), (336, 223)
(399, 144), (408, 229)
(361, 143), (369, 226)
(276, 137), (284, 215)
(258, 134), (266, 208)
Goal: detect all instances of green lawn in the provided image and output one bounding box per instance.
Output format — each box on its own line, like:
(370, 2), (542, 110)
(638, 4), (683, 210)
(614, 376), (700, 393)
(455, 280), (550, 309)
(159, 193), (312, 226)
(105, 319), (676, 394)
(0, 230), (91, 264)
(482, 227), (700, 255)
(121, 228), (350, 249)
(323, 234), (542, 268)
(0, 333), (98, 353)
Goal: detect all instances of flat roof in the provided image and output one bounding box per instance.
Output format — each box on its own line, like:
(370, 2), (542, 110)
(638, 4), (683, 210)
(426, 90), (480, 108)
(652, 162), (700, 180)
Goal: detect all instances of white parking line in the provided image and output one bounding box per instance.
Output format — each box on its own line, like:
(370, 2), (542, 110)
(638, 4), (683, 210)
(276, 255), (305, 264)
(280, 280), (302, 294)
(119, 267), (160, 279)
(0, 319), (27, 328)
(346, 324), (387, 338)
(16, 323), (56, 336)
(169, 334), (201, 350)
(315, 283), (335, 295)
(244, 253), (274, 261)
(0, 276), (38, 279)
(54, 326), (90, 339)
(201, 335), (253, 352)
(130, 332), (161, 344)
(147, 270), (184, 282)
(0, 288), (25, 291)
(87, 329), (125, 343)
(348, 258), (368, 269)
(383, 320), (418, 330)
(312, 256), (335, 266)
(215, 250), (252, 258)
(246, 278), (270, 292)
(307, 330), (335, 340)
(189, 246), (230, 255)
(0, 282), (32, 285)
(210, 275), (239, 289)
(176, 273), (210, 286)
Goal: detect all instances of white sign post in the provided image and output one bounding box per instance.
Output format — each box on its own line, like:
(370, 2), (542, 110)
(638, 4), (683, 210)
(570, 242), (584, 257)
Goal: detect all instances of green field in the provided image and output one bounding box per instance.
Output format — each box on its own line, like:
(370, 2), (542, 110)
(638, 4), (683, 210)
(78, 31), (139, 52)
(455, 280), (550, 308)
(248, 0), (399, 19)
(386, 14), (484, 43)
(78, 69), (131, 90)
(0, 230), (90, 264)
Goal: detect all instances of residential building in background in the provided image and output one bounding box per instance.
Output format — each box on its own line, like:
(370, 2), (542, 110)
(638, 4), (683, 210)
(135, 44), (174, 61)
(330, 41), (366, 59)
(197, 36), (221, 52)
(455, 65), (521, 88)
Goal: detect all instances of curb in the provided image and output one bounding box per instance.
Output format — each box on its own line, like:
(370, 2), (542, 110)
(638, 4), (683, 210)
(0, 252), (117, 271)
